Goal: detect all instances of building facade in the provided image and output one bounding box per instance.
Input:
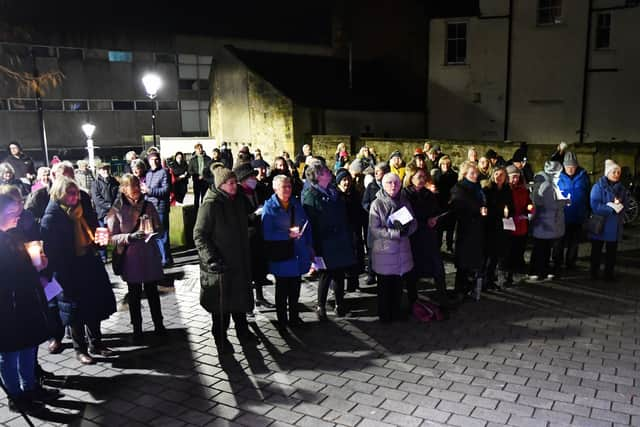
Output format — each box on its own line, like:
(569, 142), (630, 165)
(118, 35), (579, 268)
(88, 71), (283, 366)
(428, 0), (640, 145)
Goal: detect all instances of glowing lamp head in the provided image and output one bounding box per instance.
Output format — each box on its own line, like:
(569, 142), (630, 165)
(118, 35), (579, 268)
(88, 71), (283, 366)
(142, 73), (162, 98)
(82, 123), (96, 139)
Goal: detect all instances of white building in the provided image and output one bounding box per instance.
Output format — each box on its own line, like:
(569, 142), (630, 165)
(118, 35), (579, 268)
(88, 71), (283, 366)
(427, 0), (640, 144)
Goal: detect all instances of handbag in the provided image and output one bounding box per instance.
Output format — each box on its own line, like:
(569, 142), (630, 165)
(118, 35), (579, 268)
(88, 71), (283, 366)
(583, 213), (605, 235)
(264, 204), (295, 262)
(112, 200), (148, 275)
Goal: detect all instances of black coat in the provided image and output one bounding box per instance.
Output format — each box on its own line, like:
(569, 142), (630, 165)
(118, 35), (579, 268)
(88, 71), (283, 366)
(0, 230), (50, 352)
(483, 184), (514, 258)
(91, 175), (120, 220)
(0, 177), (30, 197)
(25, 186), (49, 221)
(403, 186), (443, 278)
(240, 189), (268, 282)
(3, 153), (35, 179)
(450, 180), (487, 270)
(187, 154), (211, 180)
(361, 180), (381, 212)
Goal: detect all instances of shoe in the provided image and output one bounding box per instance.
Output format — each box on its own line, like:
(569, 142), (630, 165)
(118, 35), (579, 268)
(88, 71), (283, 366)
(316, 306), (328, 322)
(288, 316), (307, 328)
(237, 330), (260, 345)
(255, 298), (276, 309)
(28, 386), (61, 403)
(48, 339), (63, 354)
(333, 306), (348, 317)
(9, 397), (45, 415)
(76, 353), (95, 365)
(89, 345), (114, 357)
(366, 276), (377, 285)
(154, 325), (168, 337)
(215, 338), (235, 355)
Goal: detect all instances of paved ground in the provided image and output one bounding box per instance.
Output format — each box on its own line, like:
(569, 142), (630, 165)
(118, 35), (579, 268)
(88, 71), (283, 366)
(1, 235), (639, 427)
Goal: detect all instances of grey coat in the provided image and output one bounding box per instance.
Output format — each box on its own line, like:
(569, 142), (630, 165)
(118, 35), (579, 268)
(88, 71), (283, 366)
(368, 189), (417, 276)
(107, 195), (164, 284)
(531, 172), (567, 240)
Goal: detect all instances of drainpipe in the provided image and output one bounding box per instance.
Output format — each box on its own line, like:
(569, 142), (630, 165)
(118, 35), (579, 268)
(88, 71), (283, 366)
(578, 0), (593, 144)
(503, 0), (514, 141)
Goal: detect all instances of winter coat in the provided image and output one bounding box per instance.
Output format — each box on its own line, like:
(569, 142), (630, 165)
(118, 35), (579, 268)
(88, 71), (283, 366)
(589, 176), (628, 242)
(25, 186), (49, 221)
(193, 189), (253, 313)
(432, 168), (458, 210)
(262, 194), (313, 277)
(531, 172), (566, 240)
(302, 185), (355, 270)
(91, 175), (120, 220)
(361, 180), (381, 212)
(106, 195), (164, 284)
(40, 200), (116, 325)
(450, 179), (487, 270)
(3, 153), (35, 179)
(483, 184), (514, 258)
(368, 189), (417, 276)
(558, 168), (590, 225)
(402, 186), (441, 278)
(75, 169), (95, 193)
(510, 183), (532, 237)
(0, 230), (50, 352)
(239, 188), (269, 281)
(187, 154), (211, 180)
(145, 167), (170, 214)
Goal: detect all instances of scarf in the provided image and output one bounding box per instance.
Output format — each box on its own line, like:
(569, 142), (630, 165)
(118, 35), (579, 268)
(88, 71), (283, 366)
(461, 178), (485, 204)
(60, 203), (94, 256)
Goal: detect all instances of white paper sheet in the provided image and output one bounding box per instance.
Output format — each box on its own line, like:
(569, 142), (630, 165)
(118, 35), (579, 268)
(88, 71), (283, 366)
(388, 206), (414, 226)
(502, 217), (516, 231)
(43, 278), (63, 301)
(145, 232), (158, 243)
(607, 202), (623, 213)
(312, 256), (327, 270)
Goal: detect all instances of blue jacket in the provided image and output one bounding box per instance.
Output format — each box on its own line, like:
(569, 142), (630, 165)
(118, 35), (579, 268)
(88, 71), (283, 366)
(145, 167), (170, 213)
(262, 194), (313, 277)
(558, 168), (590, 225)
(589, 176), (627, 242)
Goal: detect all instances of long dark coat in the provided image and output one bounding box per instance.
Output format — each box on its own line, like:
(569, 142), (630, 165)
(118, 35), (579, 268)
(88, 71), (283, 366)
(450, 180), (487, 271)
(239, 188), (269, 283)
(403, 186), (443, 278)
(193, 189), (253, 314)
(0, 230), (50, 352)
(483, 183), (514, 259)
(41, 199), (116, 325)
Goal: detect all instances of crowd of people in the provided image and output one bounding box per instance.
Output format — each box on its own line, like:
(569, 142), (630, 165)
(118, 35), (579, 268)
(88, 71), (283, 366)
(0, 139), (630, 415)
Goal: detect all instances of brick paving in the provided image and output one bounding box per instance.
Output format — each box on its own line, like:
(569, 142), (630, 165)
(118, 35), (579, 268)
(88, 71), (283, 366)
(1, 245), (639, 426)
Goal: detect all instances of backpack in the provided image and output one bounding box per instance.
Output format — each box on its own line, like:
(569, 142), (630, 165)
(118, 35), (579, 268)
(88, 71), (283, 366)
(412, 299), (444, 322)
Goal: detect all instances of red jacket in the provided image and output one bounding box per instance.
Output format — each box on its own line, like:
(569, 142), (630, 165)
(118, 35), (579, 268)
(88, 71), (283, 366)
(511, 184), (532, 236)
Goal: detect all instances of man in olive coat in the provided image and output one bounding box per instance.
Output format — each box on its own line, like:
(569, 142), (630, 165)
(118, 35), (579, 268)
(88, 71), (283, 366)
(193, 166), (257, 354)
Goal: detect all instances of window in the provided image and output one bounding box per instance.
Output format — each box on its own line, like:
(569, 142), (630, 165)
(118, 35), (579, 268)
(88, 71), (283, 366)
(596, 13), (611, 49)
(31, 46), (57, 57)
(180, 100), (209, 135)
(135, 100), (156, 110)
(63, 100), (88, 111)
(537, 0), (562, 25)
(155, 53), (176, 63)
(0, 99), (8, 110)
(158, 101), (178, 110)
(108, 51), (133, 62)
(446, 22), (467, 65)
(113, 101), (135, 110)
(58, 48), (84, 60)
(89, 100), (113, 110)
(42, 100), (63, 110)
(178, 54), (212, 91)
(9, 99), (37, 110)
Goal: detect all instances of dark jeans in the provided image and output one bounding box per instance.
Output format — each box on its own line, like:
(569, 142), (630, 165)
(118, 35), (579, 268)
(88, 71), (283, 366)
(553, 223), (582, 268)
(530, 238), (562, 277)
(211, 312), (249, 342)
(127, 282), (163, 331)
(0, 347), (37, 397)
(193, 178), (208, 210)
(71, 320), (102, 353)
(156, 209), (172, 265)
(274, 276), (301, 323)
(318, 268), (347, 310)
(48, 299), (64, 342)
(590, 240), (618, 278)
(437, 217), (455, 251)
(377, 273), (407, 322)
(507, 235), (528, 274)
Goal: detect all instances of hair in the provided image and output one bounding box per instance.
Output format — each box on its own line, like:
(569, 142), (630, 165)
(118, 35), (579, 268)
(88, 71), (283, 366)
(147, 146), (159, 154)
(273, 156), (286, 168)
(0, 194), (18, 219)
(194, 143), (203, 150)
(8, 141), (21, 150)
(438, 155), (452, 168)
(382, 172), (400, 186)
(77, 159), (89, 169)
(335, 142), (346, 154)
(124, 150), (137, 162)
(0, 162), (16, 177)
(374, 161), (390, 174)
(119, 173), (140, 193)
(488, 166), (508, 188)
(458, 160), (478, 181)
(282, 151), (290, 160)
(403, 164), (430, 188)
(0, 184), (23, 202)
(97, 163), (111, 172)
(357, 146), (370, 159)
(131, 159), (146, 173)
(51, 161), (74, 178)
(271, 174), (291, 190)
(50, 176), (79, 202)
(37, 166), (51, 180)
(305, 160), (330, 184)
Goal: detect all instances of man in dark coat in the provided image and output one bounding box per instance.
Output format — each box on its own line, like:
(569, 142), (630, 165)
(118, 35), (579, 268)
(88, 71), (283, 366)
(91, 164), (120, 262)
(193, 167), (257, 354)
(187, 143), (211, 211)
(220, 142), (234, 169)
(143, 152), (172, 266)
(3, 142), (35, 181)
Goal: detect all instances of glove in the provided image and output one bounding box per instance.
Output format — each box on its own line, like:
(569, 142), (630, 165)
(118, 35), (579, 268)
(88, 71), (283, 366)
(208, 260), (226, 273)
(128, 230), (146, 241)
(400, 223), (411, 236)
(391, 220), (403, 231)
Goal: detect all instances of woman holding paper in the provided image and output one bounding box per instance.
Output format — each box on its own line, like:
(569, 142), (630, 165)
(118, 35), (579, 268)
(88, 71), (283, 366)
(369, 173), (417, 322)
(0, 194), (59, 413)
(262, 175), (313, 329)
(589, 160), (627, 280)
(506, 165), (532, 285)
(106, 174), (166, 342)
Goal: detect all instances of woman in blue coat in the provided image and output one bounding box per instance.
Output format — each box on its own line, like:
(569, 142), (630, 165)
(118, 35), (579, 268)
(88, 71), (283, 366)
(262, 175), (313, 329)
(589, 160), (628, 280)
(41, 177), (116, 365)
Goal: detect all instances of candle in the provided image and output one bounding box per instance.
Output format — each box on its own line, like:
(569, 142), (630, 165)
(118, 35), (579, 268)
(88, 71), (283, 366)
(24, 240), (43, 269)
(614, 197), (620, 204)
(480, 207), (488, 217)
(527, 204), (534, 212)
(95, 227), (109, 246)
(290, 226), (300, 236)
(140, 216), (153, 234)
(503, 206), (509, 218)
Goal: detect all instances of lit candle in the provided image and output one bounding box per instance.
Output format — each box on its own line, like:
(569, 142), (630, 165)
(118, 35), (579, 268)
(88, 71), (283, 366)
(503, 206), (509, 218)
(140, 216), (153, 234)
(614, 197), (620, 204)
(95, 227), (109, 246)
(527, 204), (534, 212)
(480, 207), (488, 217)
(290, 226), (300, 236)
(24, 240), (43, 269)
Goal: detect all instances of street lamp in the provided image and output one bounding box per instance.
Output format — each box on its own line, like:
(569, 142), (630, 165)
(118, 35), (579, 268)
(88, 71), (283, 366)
(82, 123), (96, 172)
(142, 73), (162, 149)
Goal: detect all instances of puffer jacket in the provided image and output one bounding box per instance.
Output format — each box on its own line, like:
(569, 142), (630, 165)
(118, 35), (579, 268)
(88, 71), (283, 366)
(531, 169), (567, 240)
(589, 176), (628, 242)
(368, 189), (417, 276)
(557, 167), (590, 225)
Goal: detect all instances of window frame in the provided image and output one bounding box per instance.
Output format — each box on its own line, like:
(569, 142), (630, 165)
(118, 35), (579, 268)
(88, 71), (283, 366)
(445, 22), (468, 65)
(537, 0), (563, 26)
(595, 13), (611, 49)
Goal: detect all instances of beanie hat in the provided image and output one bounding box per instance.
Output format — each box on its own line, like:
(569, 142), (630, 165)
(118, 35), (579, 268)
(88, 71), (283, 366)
(486, 149), (498, 159)
(213, 167), (235, 189)
(506, 165), (519, 176)
(335, 168), (351, 185)
(233, 162), (258, 182)
(432, 145), (441, 152)
(511, 148), (526, 163)
(544, 160), (563, 177)
(413, 148), (425, 159)
(389, 150), (402, 160)
(563, 152), (578, 167)
(349, 158), (364, 174)
(147, 152), (160, 160)
(250, 159), (268, 169)
(604, 159), (620, 177)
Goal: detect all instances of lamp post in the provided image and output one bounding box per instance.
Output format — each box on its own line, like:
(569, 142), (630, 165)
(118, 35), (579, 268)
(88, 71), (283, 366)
(82, 123), (96, 172)
(142, 73), (162, 150)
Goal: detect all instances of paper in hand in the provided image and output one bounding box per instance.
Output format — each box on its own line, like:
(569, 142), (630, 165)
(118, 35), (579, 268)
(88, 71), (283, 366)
(43, 278), (63, 301)
(312, 256), (327, 270)
(388, 206), (414, 226)
(607, 202), (623, 213)
(502, 217), (516, 231)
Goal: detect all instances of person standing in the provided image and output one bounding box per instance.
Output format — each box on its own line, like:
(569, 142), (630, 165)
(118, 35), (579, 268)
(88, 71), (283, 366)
(107, 174), (166, 341)
(361, 162), (389, 285)
(31, 167), (51, 193)
(589, 160), (627, 280)
(143, 152), (172, 267)
(388, 151), (406, 181)
(432, 155), (457, 252)
(3, 142), (35, 182)
(302, 162), (355, 320)
(262, 175), (313, 329)
(368, 173), (417, 322)
(74, 160), (95, 193)
(555, 152), (590, 269)
(91, 164), (120, 262)
(219, 142), (234, 169)
(188, 144), (211, 210)
(169, 151), (190, 204)
(506, 165), (532, 285)
(336, 168), (366, 292)
(193, 168), (257, 354)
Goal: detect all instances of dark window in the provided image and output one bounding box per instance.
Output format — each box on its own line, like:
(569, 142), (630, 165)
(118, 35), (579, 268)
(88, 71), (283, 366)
(89, 100), (113, 110)
(198, 79), (210, 90)
(0, 99), (8, 110)
(596, 13), (611, 49)
(135, 100), (156, 110)
(446, 22), (467, 65)
(31, 46), (57, 57)
(158, 101), (178, 110)
(58, 48), (84, 60)
(178, 79), (198, 90)
(108, 51), (132, 62)
(155, 53), (176, 63)
(9, 99), (37, 110)
(113, 101), (135, 110)
(42, 100), (63, 110)
(63, 100), (88, 111)
(537, 0), (562, 25)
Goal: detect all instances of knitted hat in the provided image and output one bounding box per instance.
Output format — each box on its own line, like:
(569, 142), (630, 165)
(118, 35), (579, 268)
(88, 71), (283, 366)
(604, 159), (620, 177)
(233, 162), (258, 182)
(563, 152), (578, 167)
(213, 167), (235, 189)
(250, 159), (268, 169)
(389, 150), (403, 160)
(413, 148), (425, 159)
(486, 149), (498, 159)
(349, 158), (364, 175)
(511, 148), (526, 163)
(506, 165), (519, 176)
(335, 168), (351, 185)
